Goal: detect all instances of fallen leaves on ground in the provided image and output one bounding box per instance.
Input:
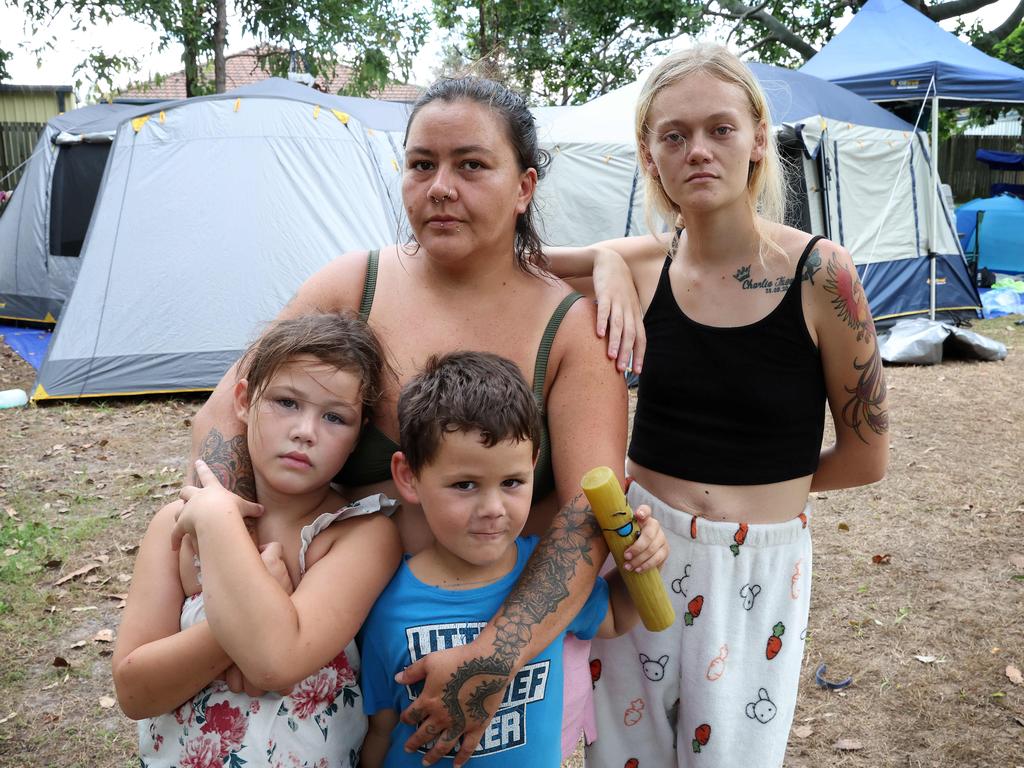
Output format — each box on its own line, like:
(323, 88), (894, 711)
(1006, 665), (1023, 686)
(54, 563), (100, 586)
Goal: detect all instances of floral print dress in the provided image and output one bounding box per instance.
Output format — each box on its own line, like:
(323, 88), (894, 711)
(139, 494), (396, 768)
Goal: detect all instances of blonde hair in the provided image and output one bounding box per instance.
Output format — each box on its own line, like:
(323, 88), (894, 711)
(635, 44), (788, 258)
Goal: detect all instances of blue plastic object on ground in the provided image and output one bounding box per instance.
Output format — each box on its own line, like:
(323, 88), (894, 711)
(815, 663), (854, 690)
(0, 324), (52, 370)
(980, 288), (1024, 318)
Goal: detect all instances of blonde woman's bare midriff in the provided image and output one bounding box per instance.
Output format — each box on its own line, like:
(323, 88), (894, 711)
(627, 460), (812, 525)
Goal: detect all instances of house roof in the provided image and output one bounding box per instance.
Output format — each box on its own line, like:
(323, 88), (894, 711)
(117, 46), (423, 103)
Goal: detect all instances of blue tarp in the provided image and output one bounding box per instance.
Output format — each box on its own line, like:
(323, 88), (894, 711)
(800, 0), (1024, 104)
(0, 324), (52, 370)
(976, 148), (1024, 170)
(980, 287), (1024, 317)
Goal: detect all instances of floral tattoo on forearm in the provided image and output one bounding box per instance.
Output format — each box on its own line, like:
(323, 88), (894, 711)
(824, 252), (888, 442)
(195, 427), (257, 500)
(436, 493), (600, 741)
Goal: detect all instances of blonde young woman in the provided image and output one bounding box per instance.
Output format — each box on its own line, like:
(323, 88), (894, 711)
(548, 45), (889, 767)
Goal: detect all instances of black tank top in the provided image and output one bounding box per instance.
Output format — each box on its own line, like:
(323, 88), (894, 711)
(628, 235), (827, 485)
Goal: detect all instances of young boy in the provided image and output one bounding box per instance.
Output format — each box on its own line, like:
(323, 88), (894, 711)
(358, 351), (666, 767)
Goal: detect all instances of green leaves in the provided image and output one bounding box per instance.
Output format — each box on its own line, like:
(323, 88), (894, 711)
(238, 0), (430, 95)
(7, 0), (430, 98)
(432, 0), (705, 104)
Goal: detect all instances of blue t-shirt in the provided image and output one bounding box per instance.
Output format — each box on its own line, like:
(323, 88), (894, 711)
(358, 536), (609, 767)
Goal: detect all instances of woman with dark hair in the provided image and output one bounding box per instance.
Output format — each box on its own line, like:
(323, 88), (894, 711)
(190, 77), (664, 766)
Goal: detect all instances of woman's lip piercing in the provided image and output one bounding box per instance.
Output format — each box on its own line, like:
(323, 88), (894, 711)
(430, 187), (453, 204)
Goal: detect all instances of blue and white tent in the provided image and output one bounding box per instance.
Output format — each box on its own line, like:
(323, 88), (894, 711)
(799, 0), (1023, 318)
(800, 0), (1024, 105)
(532, 60), (979, 324)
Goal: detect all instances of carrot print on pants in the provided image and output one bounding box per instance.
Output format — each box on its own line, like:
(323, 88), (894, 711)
(766, 622), (785, 660)
(729, 523), (748, 557)
(706, 644), (728, 681)
(683, 595), (704, 626)
(624, 697), (645, 726)
(692, 723), (711, 753)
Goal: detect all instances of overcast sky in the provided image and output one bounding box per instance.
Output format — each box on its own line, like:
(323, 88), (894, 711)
(1, 0), (1018, 101)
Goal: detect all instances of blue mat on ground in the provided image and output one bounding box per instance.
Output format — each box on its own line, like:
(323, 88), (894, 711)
(0, 324), (52, 370)
(979, 287), (1024, 319)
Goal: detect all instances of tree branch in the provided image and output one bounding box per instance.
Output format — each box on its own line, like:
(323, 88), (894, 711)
(714, 0), (819, 58)
(739, 33), (779, 57)
(924, 0), (1001, 21)
(726, 0), (771, 44)
(973, 0), (1024, 51)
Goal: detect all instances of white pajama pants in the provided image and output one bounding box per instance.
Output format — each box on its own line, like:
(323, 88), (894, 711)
(587, 481), (812, 768)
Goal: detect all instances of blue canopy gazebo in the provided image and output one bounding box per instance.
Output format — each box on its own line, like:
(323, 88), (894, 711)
(800, 0), (1024, 317)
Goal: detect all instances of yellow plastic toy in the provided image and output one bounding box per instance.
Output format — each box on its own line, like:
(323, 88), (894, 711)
(581, 466), (675, 632)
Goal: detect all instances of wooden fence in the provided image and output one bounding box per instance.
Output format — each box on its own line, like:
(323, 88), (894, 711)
(0, 121), (46, 190)
(940, 134), (1024, 203)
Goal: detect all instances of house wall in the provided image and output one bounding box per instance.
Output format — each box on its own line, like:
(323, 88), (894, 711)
(0, 88), (77, 123)
(0, 87), (76, 190)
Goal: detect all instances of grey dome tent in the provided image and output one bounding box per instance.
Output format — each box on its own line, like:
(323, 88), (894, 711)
(531, 61), (979, 325)
(32, 78), (408, 401)
(0, 101), (151, 323)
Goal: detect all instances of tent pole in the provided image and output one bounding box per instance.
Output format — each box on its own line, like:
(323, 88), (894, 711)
(930, 94), (939, 320)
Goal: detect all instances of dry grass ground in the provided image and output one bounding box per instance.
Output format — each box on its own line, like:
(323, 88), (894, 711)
(0, 318), (1022, 767)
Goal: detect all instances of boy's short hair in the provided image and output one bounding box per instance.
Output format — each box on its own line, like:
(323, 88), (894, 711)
(238, 312), (391, 416)
(397, 351), (541, 473)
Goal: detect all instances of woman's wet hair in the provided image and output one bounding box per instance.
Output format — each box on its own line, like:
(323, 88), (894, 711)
(405, 77), (550, 272)
(635, 44), (789, 257)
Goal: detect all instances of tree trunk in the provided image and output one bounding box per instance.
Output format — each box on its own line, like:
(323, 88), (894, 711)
(182, 0), (200, 98)
(214, 0), (227, 93)
(183, 41), (200, 98)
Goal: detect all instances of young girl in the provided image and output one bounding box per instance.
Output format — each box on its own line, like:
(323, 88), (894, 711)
(548, 45), (889, 767)
(113, 312), (402, 768)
